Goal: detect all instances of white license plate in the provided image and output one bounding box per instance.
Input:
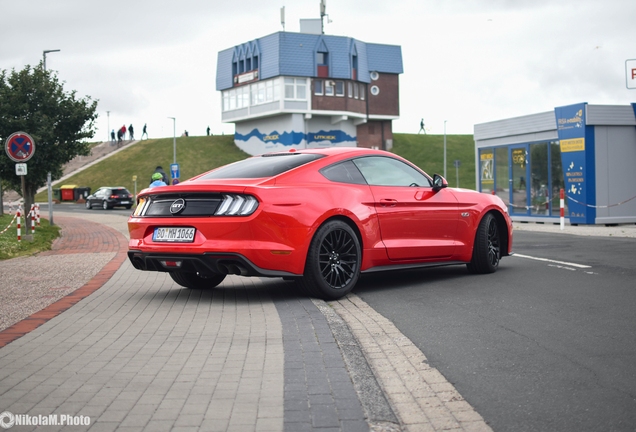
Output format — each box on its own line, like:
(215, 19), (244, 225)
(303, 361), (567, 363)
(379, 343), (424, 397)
(120, 201), (130, 204)
(153, 227), (196, 242)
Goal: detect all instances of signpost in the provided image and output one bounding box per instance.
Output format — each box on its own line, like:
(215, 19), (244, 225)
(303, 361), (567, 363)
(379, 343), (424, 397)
(170, 163), (180, 181)
(15, 164), (27, 176)
(5, 132), (35, 232)
(5, 132), (35, 162)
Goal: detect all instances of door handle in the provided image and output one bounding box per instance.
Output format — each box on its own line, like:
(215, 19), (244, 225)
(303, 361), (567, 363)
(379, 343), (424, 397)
(379, 199), (397, 207)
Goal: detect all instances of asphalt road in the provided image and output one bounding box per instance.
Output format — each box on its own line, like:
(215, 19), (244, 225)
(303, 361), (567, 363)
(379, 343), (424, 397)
(353, 231), (636, 432)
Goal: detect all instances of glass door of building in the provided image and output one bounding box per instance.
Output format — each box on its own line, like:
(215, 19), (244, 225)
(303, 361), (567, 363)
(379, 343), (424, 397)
(510, 145), (530, 215)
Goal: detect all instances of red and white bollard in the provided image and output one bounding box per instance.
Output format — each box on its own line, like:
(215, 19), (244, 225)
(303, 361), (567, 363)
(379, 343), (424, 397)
(17, 206), (21, 242)
(560, 188), (565, 231)
(36, 204), (40, 227)
(30, 204), (36, 235)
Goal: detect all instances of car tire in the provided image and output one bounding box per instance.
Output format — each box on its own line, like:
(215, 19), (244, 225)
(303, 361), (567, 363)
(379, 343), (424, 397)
(169, 271), (226, 289)
(102, 201), (110, 210)
(467, 213), (500, 274)
(85, 201), (91, 210)
(125, 205), (132, 210)
(299, 219), (361, 300)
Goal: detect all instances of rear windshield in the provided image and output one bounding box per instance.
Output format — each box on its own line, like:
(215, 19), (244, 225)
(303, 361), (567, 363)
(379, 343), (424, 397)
(112, 189), (130, 196)
(199, 153), (325, 179)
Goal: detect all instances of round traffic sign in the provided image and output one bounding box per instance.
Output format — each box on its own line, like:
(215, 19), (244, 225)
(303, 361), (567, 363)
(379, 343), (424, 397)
(5, 132), (36, 162)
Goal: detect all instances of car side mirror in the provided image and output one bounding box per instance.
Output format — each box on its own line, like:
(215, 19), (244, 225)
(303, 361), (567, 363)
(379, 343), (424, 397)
(432, 174), (448, 192)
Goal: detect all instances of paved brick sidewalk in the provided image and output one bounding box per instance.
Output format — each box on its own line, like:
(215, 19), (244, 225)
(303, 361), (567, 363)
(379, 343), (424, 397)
(0, 216), (128, 343)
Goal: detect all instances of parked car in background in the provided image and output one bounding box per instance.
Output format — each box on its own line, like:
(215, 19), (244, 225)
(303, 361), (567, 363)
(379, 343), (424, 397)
(127, 147), (513, 300)
(86, 187), (134, 210)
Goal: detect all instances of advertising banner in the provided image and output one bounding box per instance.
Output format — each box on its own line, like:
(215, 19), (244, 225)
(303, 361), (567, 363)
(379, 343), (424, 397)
(554, 103), (595, 224)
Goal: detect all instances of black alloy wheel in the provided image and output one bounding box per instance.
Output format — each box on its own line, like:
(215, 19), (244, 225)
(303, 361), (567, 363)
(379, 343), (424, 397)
(467, 213), (501, 274)
(299, 220), (361, 300)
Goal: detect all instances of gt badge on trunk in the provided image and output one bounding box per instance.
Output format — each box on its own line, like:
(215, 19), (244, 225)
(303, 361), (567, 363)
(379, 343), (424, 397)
(170, 198), (186, 215)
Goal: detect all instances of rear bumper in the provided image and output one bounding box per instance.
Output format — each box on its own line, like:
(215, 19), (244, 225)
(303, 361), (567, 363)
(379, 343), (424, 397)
(127, 250), (298, 278)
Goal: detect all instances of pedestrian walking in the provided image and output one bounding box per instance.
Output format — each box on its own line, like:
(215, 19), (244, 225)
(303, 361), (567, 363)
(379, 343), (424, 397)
(120, 125), (127, 141)
(151, 166), (168, 185)
(149, 172), (167, 188)
(206, 126), (210, 136)
(129, 124), (134, 140)
(418, 118), (426, 134)
(110, 129), (115, 143)
(141, 123), (148, 139)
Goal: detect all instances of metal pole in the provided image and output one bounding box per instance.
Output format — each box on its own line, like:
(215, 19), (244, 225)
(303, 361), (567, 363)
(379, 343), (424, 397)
(107, 111), (110, 142)
(456, 163), (459, 187)
(43, 49), (60, 70)
(43, 49), (60, 226)
(47, 172), (53, 226)
(168, 117), (176, 164)
(443, 120), (447, 178)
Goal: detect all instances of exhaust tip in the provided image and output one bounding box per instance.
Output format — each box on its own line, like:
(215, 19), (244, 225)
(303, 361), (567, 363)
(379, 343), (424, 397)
(132, 257), (145, 270)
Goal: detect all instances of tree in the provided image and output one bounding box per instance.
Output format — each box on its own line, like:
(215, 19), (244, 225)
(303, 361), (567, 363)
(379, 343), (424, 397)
(0, 64), (97, 226)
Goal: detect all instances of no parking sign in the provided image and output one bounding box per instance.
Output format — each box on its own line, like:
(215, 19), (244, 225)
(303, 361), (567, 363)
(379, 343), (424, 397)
(5, 132), (36, 162)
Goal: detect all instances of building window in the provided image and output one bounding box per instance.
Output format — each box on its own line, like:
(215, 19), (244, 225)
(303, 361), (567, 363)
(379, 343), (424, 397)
(360, 83), (365, 100)
(251, 80), (280, 104)
(335, 81), (344, 97)
(246, 58), (251, 71)
(284, 78), (307, 100)
(353, 83), (359, 99)
(224, 78), (280, 111)
(314, 80), (324, 95)
(325, 81), (334, 96)
(317, 50), (329, 77)
(296, 80), (306, 99)
(347, 82), (353, 98)
(253, 56), (259, 69)
(480, 149), (494, 194)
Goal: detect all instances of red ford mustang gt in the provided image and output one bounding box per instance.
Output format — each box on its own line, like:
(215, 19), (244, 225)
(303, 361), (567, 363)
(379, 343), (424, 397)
(128, 147), (513, 300)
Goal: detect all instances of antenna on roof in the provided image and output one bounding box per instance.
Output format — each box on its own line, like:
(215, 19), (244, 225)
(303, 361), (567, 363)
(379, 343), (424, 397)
(280, 6), (285, 31)
(320, 0), (326, 34)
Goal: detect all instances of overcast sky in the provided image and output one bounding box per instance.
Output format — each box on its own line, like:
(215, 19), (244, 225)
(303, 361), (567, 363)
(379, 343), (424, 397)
(2, 0), (635, 141)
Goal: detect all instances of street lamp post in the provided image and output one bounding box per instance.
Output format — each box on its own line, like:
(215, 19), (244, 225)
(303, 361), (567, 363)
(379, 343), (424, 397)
(443, 120), (447, 178)
(106, 111), (110, 142)
(168, 117), (176, 164)
(43, 49), (60, 226)
(43, 49), (60, 70)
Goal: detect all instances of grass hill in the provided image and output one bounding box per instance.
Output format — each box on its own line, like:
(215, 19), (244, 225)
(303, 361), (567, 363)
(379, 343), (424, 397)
(35, 133), (476, 201)
(393, 133), (476, 190)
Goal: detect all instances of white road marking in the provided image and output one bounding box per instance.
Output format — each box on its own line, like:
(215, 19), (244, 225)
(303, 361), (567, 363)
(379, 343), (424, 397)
(513, 253), (592, 269)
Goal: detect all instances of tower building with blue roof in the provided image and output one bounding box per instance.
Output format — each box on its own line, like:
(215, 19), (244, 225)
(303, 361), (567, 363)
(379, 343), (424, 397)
(216, 24), (403, 155)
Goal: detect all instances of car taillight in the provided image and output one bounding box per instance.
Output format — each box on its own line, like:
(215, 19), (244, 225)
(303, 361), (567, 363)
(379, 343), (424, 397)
(133, 197), (149, 216)
(215, 194), (259, 216)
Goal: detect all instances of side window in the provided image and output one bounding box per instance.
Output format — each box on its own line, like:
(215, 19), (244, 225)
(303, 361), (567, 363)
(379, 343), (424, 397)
(352, 156), (432, 187)
(320, 161), (367, 185)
